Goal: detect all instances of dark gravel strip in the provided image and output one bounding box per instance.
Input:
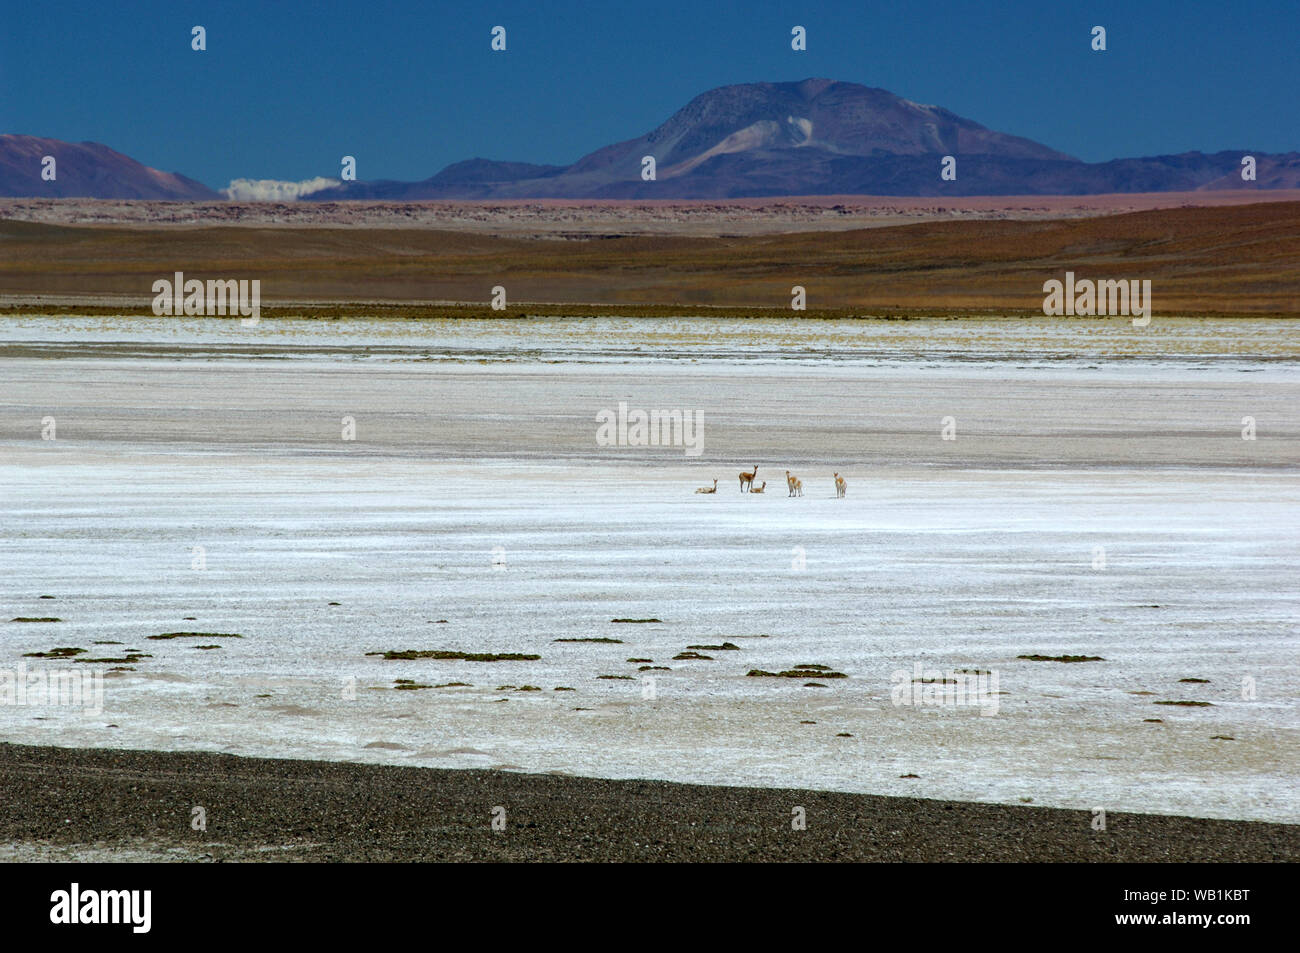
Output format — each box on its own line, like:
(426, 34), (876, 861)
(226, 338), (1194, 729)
(1, 742), (1294, 862)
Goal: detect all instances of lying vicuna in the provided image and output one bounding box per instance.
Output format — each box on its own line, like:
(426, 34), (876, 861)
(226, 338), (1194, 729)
(695, 479), (718, 494)
(750, 481), (766, 494)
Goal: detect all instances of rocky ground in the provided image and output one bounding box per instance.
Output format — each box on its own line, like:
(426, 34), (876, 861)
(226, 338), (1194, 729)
(2, 743), (1295, 862)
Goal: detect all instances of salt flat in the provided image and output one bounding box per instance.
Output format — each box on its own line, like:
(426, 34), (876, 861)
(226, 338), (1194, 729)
(1, 315), (1296, 822)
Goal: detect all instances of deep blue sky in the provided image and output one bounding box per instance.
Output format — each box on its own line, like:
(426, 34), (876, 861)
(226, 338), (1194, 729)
(3, 0), (1296, 189)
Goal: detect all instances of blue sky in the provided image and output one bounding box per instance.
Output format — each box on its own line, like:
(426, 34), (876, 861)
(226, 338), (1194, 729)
(3, 0), (1296, 189)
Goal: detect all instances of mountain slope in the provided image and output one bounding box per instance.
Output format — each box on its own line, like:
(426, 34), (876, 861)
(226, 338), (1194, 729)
(0, 135), (219, 199)
(570, 78), (1076, 176)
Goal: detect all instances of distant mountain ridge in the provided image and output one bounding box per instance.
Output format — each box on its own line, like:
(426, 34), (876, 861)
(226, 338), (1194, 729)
(305, 79), (1298, 199)
(3, 80), (1298, 200)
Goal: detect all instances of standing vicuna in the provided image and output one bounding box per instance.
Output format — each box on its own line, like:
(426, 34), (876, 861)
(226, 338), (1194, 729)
(749, 481), (767, 494)
(739, 465), (758, 493)
(695, 479), (718, 494)
(785, 470), (797, 497)
(834, 473), (847, 498)
(786, 471), (803, 497)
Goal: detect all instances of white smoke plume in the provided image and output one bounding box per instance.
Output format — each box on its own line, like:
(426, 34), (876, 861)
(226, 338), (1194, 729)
(221, 177), (340, 201)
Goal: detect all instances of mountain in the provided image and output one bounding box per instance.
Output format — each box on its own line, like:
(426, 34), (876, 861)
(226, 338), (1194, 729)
(0, 135), (219, 199)
(308, 159), (568, 201)
(306, 79), (1300, 200)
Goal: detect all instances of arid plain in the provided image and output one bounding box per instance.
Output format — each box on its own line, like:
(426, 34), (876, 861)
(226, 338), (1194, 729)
(2, 194), (1298, 314)
(1, 195), (1297, 860)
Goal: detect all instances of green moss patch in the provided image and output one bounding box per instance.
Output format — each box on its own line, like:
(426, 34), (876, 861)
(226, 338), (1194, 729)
(554, 637), (623, 644)
(366, 649), (540, 661)
(748, 664), (847, 679)
(23, 647), (85, 658)
(149, 632), (242, 640)
(673, 651), (712, 661)
(686, 642), (740, 651)
(611, 618), (661, 624)
(12, 617), (60, 623)
(1017, 654), (1104, 663)
(1154, 700), (1213, 707)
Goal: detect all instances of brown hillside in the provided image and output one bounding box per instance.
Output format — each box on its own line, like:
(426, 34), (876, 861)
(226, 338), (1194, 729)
(1, 201), (1296, 314)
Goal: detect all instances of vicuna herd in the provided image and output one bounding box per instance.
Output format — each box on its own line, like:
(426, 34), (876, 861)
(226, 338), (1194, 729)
(694, 467), (846, 497)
